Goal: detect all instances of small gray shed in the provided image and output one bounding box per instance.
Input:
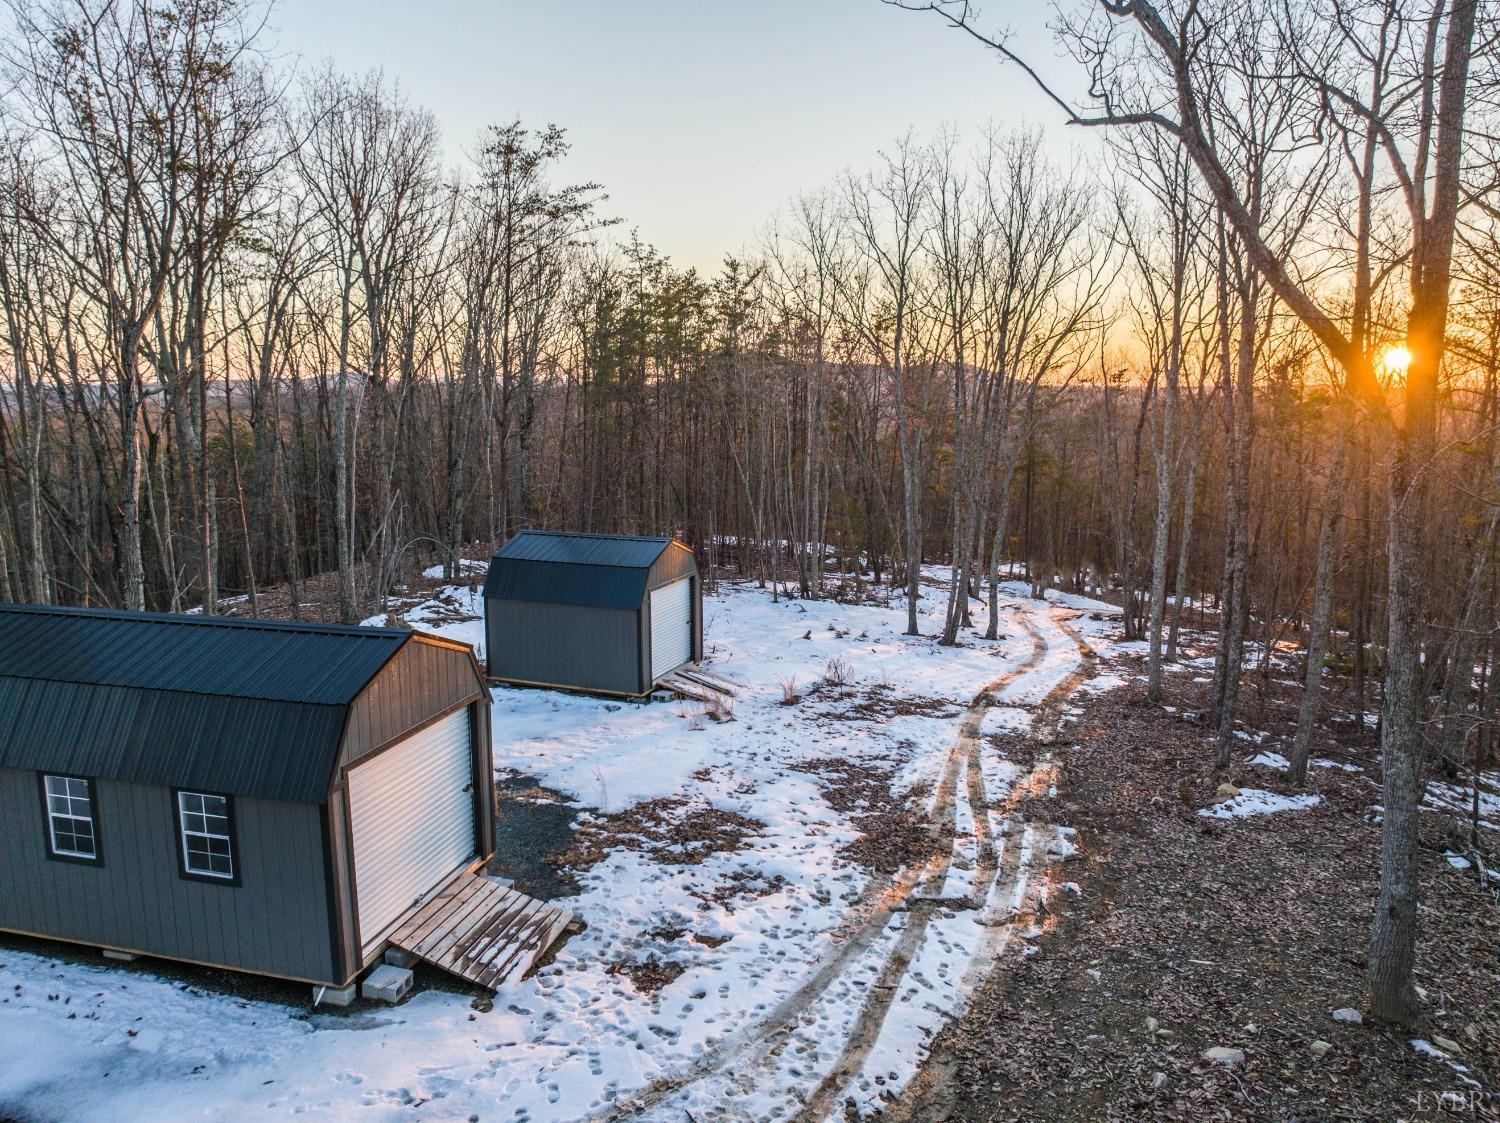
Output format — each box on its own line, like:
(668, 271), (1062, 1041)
(0, 606), (565, 997)
(483, 530), (702, 696)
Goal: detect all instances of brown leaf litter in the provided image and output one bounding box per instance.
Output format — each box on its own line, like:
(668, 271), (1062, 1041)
(556, 796), (763, 869)
(896, 663), (1498, 1123)
(793, 755), (944, 873)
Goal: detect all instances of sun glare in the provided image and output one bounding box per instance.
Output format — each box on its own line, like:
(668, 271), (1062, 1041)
(1380, 344), (1412, 375)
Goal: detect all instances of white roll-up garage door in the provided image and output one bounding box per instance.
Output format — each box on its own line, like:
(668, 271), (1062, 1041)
(650, 577), (694, 681)
(349, 707), (477, 956)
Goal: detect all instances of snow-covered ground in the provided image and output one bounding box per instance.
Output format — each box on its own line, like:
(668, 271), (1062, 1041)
(1, 573), (1124, 1122)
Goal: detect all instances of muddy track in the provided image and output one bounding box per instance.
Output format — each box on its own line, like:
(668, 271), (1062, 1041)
(592, 607), (1049, 1122)
(878, 604), (1097, 1123)
(794, 603), (1096, 1120)
(594, 601), (1098, 1122)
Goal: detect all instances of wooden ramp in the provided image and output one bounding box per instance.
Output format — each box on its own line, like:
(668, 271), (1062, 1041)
(657, 665), (741, 702)
(388, 873), (574, 990)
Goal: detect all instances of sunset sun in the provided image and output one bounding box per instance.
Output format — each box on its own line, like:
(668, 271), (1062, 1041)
(1381, 343), (1413, 374)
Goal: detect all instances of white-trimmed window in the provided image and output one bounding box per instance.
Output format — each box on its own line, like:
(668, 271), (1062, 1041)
(176, 790), (237, 882)
(42, 774), (100, 863)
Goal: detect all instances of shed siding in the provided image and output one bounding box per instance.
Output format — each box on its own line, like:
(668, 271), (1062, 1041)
(487, 600), (641, 695)
(330, 650), (494, 972)
(647, 542), (698, 589)
(339, 639), (484, 770)
(471, 700), (496, 858)
(324, 787), (358, 980)
(0, 768), (336, 983)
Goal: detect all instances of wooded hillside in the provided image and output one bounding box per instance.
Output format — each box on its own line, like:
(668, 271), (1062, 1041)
(0, 0), (1495, 1025)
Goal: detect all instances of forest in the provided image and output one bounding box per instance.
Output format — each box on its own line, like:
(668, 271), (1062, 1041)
(0, 0), (1495, 1029)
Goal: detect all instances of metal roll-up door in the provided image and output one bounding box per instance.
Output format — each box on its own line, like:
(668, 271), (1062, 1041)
(650, 577), (694, 681)
(349, 707), (477, 956)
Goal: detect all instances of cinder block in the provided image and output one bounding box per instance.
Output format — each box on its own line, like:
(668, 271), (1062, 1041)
(383, 947), (417, 969)
(361, 963), (414, 1005)
(101, 949), (138, 962)
(314, 982), (357, 1007)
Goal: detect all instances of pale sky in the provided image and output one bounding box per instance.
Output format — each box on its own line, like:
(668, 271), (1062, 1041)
(270, 0), (1097, 273)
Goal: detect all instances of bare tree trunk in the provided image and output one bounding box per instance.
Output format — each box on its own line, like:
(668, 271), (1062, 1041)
(983, 452), (1020, 640)
(1368, 0), (1477, 1026)
(1213, 269), (1255, 770)
(1289, 425), (1350, 785)
(335, 361), (357, 624)
(1145, 356), (1177, 700)
(1167, 450), (1197, 661)
(1370, 450), (1429, 1024)
(119, 369), (147, 612)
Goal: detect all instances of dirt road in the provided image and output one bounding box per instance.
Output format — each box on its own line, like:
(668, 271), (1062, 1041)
(596, 595), (1095, 1121)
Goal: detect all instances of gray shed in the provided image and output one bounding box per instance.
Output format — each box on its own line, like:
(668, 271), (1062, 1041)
(483, 530), (702, 696)
(0, 606), (570, 999)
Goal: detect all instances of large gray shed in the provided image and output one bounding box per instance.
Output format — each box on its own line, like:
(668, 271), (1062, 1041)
(483, 530), (702, 696)
(0, 606), (570, 999)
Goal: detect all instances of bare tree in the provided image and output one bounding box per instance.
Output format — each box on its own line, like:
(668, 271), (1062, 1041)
(900, 0), (1484, 1024)
(838, 136), (940, 634)
(3, 0), (268, 608)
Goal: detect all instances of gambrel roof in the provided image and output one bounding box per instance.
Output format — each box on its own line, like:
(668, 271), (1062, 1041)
(483, 530), (689, 610)
(0, 606), (420, 803)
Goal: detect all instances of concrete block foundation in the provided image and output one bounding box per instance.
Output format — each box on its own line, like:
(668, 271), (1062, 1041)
(314, 982), (357, 1007)
(383, 947), (417, 969)
(361, 964), (414, 1005)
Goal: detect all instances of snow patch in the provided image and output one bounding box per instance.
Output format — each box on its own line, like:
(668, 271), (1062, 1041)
(1423, 775), (1500, 832)
(419, 558), (487, 579)
(979, 705), (1031, 736)
(1198, 788), (1322, 820)
(1247, 750), (1289, 770)
(1312, 758), (1363, 772)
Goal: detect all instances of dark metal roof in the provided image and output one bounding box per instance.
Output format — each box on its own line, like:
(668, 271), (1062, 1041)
(0, 605), (409, 703)
(496, 530), (674, 568)
(484, 531), (686, 610)
(0, 606), (414, 803)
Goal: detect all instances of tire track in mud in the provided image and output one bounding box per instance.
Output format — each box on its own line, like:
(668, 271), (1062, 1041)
(590, 607), (1048, 1122)
(792, 603), (1096, 1121)
(595, 600), (1098, 1122)
(875, 604), (1099, 1123)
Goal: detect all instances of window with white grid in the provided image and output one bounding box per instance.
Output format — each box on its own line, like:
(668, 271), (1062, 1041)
(43, 774), (98, 860)
(177, 791), (235, 880)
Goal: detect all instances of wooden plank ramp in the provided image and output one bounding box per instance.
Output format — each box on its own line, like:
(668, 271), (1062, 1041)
(657, 666), (740, 701)
(388, 873), (574, 990)
(655, 671), (717, 703)
(687, 666), (742, 692)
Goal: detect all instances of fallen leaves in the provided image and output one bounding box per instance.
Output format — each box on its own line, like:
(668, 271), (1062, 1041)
(903, 647), (1499, 1122)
